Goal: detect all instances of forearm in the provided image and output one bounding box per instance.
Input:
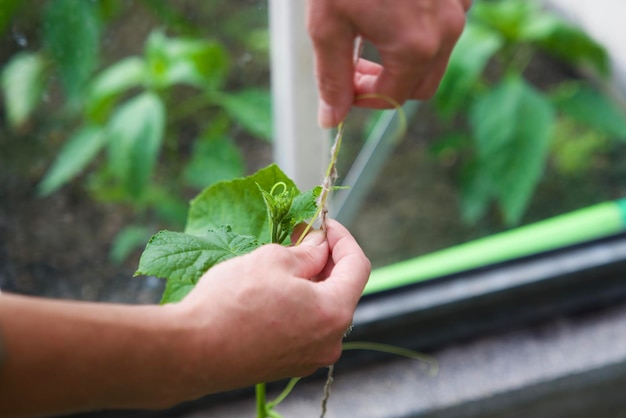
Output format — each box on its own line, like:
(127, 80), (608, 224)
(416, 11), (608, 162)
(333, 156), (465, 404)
(0, 293), (194, 417)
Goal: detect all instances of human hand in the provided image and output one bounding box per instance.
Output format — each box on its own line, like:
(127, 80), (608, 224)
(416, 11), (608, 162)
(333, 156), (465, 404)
(307, 0), (471, 128)
(172, 219), (371, 399)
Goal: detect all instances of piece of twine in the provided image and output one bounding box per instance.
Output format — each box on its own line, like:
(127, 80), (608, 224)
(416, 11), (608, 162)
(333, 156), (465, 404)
(315, 36), (364, 418)
(295, 36), (363, 246)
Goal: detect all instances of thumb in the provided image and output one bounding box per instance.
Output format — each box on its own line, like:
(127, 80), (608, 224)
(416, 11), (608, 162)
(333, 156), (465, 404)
(287, 230), (329, 279)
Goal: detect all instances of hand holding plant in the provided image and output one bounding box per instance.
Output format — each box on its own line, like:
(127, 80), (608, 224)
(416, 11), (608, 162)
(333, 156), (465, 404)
(166, 219), (370, 401)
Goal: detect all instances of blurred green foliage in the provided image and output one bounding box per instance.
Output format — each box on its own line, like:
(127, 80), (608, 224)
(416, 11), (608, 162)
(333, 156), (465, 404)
(433, 0), (626, 226)
(1, 0), (271, 262)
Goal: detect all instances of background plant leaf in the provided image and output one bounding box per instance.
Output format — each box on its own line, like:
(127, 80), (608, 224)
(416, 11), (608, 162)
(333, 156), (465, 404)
(551, 83), (626, 140)
(521, 14), (609, 76)
(106, 91), (165, 198)
(109, 225), (154, 265)
(43, 0), (101, 105)
(183, 134), (244, 189)
(38, 125), (107, 196)
(468, 76), (555, 225)
(436, 22), (504, 117)
(87, 56), (147, 122)
(1, 52), (46, 130)
(145, 30), (229, 90)
(470, 0), (534, 43)
(0, 0), (21, 35)
(215, 89), (273, 141)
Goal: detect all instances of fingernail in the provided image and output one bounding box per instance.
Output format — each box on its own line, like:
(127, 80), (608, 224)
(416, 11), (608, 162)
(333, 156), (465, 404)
(317, 99), (335, 129)
(301, 230), (325, 246)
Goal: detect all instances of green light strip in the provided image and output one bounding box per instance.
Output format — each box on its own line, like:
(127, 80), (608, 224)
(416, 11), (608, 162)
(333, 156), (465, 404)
(364, 199), (626, 295)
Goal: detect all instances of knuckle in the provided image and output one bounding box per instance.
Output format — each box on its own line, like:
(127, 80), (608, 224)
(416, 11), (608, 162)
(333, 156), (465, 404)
(307, 22), (331, 45)
(402, 33), (440, 62)
(255, 243), (290, 265)
(461, 0), (473, 12)
(445, 7), (467, 41)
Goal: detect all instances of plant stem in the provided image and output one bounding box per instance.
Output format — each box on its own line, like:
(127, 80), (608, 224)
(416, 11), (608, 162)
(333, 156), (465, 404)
(256, 383), (267, 418)
(267, 377), (301, 409)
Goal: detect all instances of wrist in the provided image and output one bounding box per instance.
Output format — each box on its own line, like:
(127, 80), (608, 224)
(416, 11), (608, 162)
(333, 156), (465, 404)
(150, 302), (225, 405)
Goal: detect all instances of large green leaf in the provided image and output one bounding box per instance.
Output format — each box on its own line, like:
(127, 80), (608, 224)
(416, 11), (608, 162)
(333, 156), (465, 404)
(135, 227), (260, 303)
(215, 89), (273, 141)
(37, 125), (107, 196)
(185, 164), (299, 241)
(87, 56), (147, 121)
(436, 22), (504, 117)
(551, 83), (626, 140)
(43, 0), (101, 104)
(469, 76), (554, 225)
(106, 92), (165, 197)
(1, 52), (46, 130)
(145, 30), (229, 90)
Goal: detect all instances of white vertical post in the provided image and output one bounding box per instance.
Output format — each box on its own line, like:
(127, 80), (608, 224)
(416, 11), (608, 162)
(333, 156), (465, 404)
(269, 0), (329, 191)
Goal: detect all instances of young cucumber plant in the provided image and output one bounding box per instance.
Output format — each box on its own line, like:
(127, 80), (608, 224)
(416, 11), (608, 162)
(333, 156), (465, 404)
(135, 164), (435, 418)
(135, 164), (320, 418)
(135, 164), (320, 304)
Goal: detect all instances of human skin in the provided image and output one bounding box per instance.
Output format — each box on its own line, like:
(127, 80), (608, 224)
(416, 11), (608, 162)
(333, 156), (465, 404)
(307, 0), (472, 128)
(0, 219), (371, 417)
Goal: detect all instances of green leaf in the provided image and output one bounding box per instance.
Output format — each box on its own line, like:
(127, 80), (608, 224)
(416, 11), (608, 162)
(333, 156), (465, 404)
(43, 0), (101, 105)
(134, 227), (260, 303)
(109, 225), (153, 265)
(469, 76), (554, 225)
(87, 56), (147, 121)
(460, 161), (493, 225)
(184, 134), (244, 189)
(106, 92), (165, 197)
(160, 281), (196, 305)
(185, 164), (299, 241)
(551, 83), (626, 140)
(2, 52), (46, 130)
(521, 14), (609, 76)
(215, 89), (273, 141)
(436, 22), (504, 116)
(145, 30), (229, 90)
(0, 0), (21, 35)
(144, 187), (189, 228)
(286, 187), (321, 230)
(37, 125), (107, 196)
(550, 116), (609, 176)
(470, 0), (534, 42)
(471, 0), (609, 76)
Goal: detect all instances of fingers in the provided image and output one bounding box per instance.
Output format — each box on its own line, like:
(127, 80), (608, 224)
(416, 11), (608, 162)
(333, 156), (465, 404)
(307, 0), (469, 123)
(320, 219), (371, 307)
(306, 0), (357, 128)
